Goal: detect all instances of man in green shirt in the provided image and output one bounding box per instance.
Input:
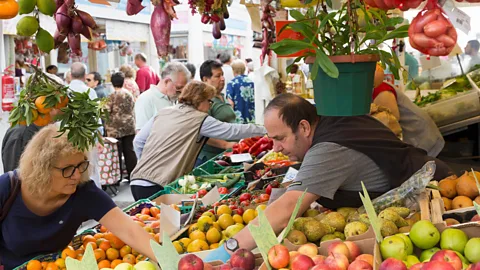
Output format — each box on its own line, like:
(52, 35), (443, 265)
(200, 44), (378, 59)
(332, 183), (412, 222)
(196, 60), (237, 166)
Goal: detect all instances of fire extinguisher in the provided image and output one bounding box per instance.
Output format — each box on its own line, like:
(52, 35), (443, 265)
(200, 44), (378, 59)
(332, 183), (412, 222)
(1, 65), (15, 112)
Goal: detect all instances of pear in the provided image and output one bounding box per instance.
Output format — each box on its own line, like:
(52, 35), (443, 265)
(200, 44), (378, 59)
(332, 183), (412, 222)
(380, 219), (399, 237)
(303, 219), (329, 242)
(320, 212), (346, 232)
(344, 221), (368, 238)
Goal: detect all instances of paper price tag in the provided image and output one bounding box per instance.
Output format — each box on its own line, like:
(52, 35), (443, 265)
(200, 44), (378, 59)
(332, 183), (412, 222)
(443, 0), (471, 34)
(293, 74), (301, 83)
(282, 167), (299, 183)
(201, 186), (221, 206)
(230, 153), (253, 163)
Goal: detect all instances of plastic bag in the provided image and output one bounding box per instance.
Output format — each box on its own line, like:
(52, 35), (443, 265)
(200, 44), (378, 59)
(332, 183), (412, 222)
(360, 161), (436, 213)
(408, 0), (457, 56)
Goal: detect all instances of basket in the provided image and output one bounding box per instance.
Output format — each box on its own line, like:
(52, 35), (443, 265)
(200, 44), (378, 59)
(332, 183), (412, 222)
(13, 253), (61, 270)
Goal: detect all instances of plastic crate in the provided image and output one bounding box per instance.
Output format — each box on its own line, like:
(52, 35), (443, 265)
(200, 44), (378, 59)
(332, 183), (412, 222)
(197, 160), (243, 175)
(123, 199), (160, 216)
(165, 173), (244, 195)
(13, 253), (60, 270)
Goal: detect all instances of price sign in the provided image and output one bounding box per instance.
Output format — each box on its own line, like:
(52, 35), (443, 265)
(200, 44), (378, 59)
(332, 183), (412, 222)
(443, 0), (471, 34)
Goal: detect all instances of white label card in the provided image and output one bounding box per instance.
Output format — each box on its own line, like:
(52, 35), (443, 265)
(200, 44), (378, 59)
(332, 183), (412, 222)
(282, 167), (299, 183)
(293, 75), (301, 83)
(159, 203), (180, 237)
(201, 186), (221, 206)
(230, 153), (253, 163)
(443, 0), (471, 34)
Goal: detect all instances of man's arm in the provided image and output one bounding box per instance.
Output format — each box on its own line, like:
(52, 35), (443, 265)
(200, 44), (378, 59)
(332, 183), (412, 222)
(200, 116), (266, 140)
(206, 138), (236, 149)
(133, 117), (154, 159)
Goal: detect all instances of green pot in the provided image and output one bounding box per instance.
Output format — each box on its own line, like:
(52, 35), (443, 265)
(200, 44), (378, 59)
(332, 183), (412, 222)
(309, 54), (379, 116)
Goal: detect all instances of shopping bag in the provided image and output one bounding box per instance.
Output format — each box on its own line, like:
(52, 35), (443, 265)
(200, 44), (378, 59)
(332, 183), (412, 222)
(97, 137), (121, 186)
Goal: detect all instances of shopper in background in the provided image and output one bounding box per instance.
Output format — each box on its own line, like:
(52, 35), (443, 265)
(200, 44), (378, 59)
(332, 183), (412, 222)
(185, 63), (196, 80)
(218, 52), (234, 94)
(0, 125), (157, 269)
(46, 65), (58, 75)
(64, 70), (72, 84)
(120, 64), (140, 99)
(134, 62), (190, 131)
(198, 60), (236, 166)
(87, 71), (109, 98)
(134, 53), (160, 93)
(465, 40), (480, 72)
(105, 72), (137, 181)
(226, 60), (255, 124)
(405, 53), (419, 79)
(131, 81), (266, 200)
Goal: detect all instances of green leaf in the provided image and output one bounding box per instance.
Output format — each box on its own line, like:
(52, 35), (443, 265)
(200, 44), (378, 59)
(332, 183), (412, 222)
(475, 202), (480, 217)
(311, 57), (319, 80)
(359, 182), (383, 243)
(270, 39), (315, 56)
(383, 24), (410, 41)
(65, 244), (97, 270)
(151, 232), (180, 269)
(287, 22), (315, 41)
(385, 17), (405, 27)
(280, 191), (307, 241)
(316, 49), (339, 78)
(362, 29), (385, 44)
(289, 9), (305, 21)
(326, 0), (332, 8)
(249, 209), (279, 270)
(319, 12), (336, 30)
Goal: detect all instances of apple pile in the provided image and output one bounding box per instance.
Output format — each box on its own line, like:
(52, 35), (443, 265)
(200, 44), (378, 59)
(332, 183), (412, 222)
(104, 261), (157, 270)
(379, 220), (480, 270)
(267, 241), (374, 270)
(178, 249), (257, 270)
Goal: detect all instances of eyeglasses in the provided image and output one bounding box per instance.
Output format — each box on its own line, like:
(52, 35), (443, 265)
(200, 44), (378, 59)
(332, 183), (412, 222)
(208, 99), (214, 106)
(54, 160), (90, 178)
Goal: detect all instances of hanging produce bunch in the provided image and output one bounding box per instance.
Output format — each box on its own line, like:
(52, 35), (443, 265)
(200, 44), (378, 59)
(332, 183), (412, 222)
(408, 0), (457, 57)
(363, 0), (425, 11)
(8, 65), (107, 151)
(150, 0), (179, 57)
(261, 0), (275, 63)
(187, 0), (230, 39)
(54, 0), (98, 57)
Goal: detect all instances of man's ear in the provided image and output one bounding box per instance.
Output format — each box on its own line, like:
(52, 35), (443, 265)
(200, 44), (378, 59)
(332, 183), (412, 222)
(299, 120), (312, 136)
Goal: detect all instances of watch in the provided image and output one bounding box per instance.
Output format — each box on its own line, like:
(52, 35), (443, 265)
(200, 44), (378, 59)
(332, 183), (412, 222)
(225, 238), (239, 252)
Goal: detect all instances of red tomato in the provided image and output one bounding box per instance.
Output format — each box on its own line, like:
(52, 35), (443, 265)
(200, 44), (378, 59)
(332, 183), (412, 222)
(218, 187), (228, 194)
(253, 198), (262, 204)
(208, 209), (215, 214)
(212, 202), (220, 207)
(229, 204), (238, 211)
(259, 194), (270, 202)
(270, 181), (280, 188)
(240, 201), (250, 207)
(265, 185), (272, 196)
(198, 189), (208, 197)
(239, 193), (252, 202)
(236, 207), (244, 216)
(141, 208), (150, 216)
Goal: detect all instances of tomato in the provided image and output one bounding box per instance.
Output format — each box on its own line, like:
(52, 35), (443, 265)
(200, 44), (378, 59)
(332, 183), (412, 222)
(141, 208), (150, 216)
(236, 207), (244, 216)
(212, 202), (220, 207)
(150, 207), (160, 217)
(265, 185), (272, 196)
(259, 194), (270, 202)
(198, 189), (208, 197)
(221, 200), (227, 204)
(191, 194), (197, 199)
(218, 187), (228, 194)
(270, 181), (280, 188)
(229, 204), (238, 211)
(253, 198), (262, 204)
(239, 193), (252, 202)
(240, 201), (250, 207)
(208, 209), (215, 214)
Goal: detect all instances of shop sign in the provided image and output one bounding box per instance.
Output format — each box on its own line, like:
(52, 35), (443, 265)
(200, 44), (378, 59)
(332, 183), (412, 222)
(208, 35), (245, 49)
(106, 20), (149, 42)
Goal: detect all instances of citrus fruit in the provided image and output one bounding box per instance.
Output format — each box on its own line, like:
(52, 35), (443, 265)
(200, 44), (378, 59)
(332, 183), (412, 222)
(16, 16), (39, 37)
(136, 254), (147, 263)
(106, 247), (120, 260)
(41, 262), (48, 269)
(35, 28), (54, 53)
(94, 248), (106, 262)
(61, 246), (76, 259)
(0, 0), (19, 19)
(206, 227), (222, 244)
(233, 214), (243, 224)
(111, 259), (123, 268)
(154, 233), (160, 243)
(97, 260), (110, 269)
(218, 214), (235, 230)
(106, 234), (125, 249)
(173, 241), (184, 254)
(131, 249), (139, 257)
(36, 0), (56, 16)
(243, 209), (257, 224)
(99, 225), (108, 233)
(123, 254), (136, 264)
(94, 233), (104, 239)
(54, 258), (65, 268)
(45, 262), (59, 270)
(26, 260), (42, 270)
(98, 239), (111, 251)
(35, 96), (51, 114)
(216, 205), (232, 216)
(18, 0), (36, 15)
(187, 239), (209, 253)
(33, 113), (51, 126)
(210, 243), (219, 249)
(119, 245), (132, 258)
(189, 230), (206, 241)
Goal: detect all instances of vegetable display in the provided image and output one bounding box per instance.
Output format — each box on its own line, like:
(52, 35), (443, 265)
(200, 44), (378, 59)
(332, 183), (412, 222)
(232, 136), (274, 158)
(408, 0), (457, 57)
(177, 173), (243, 195)
(414, 75), (472, 107)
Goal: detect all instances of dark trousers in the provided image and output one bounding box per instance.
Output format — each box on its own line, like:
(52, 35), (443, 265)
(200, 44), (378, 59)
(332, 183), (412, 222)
(117, 134), (137, 180)
(131, 184), (164, 201)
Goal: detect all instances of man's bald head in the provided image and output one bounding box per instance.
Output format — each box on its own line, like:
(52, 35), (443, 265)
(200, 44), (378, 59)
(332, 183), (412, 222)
(70, 62), (86, 80)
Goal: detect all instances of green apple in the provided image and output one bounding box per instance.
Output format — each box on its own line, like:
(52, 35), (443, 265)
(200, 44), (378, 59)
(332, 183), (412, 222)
(404, 255), (421, 268)
(410, 220), (440, 249)
(380, 235), (408, 261)
(134, 261), (157, 270)
(440, 228), (469, 254)
(396, 233), (414, 255)
(465, 238), (480, 263)
(114, 263), (134, 270)
(419, 247), (441, 262)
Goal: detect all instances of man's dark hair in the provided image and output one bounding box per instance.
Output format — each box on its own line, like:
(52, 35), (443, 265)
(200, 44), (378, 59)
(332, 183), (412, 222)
(265, 93), (318, 133)
(200, 60), (223, 80)
(468, 40), (480, 52)
(185, 63), (196, 79)
(218, 52), (232, 64)
(111, 72), (125, 88)
(135, 53), (147, 62)
(46, 65), (57, 72)
(89, 71), (102, 85)
(245, 58), (253, 63)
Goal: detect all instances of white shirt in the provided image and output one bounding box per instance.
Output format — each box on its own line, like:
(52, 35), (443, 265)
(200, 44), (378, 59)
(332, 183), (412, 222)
(68, 79), (98, 100)
(222, 65), (234, 95)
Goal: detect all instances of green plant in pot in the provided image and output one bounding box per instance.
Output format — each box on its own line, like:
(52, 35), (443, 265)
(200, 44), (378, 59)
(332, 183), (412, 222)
(270, 0), (409, 116)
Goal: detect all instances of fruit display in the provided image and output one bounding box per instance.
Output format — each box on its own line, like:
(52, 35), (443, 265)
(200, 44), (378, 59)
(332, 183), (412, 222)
(232, 136), (273, 158)
(178, 249), (260, 269)
(175, 173), (243, 195)
(408, 3), (457, 57)
(438, 173), (480, 212)
(0, 0), (19, 19)
(414, 75), (473, 107)
(379, 220), (480, 269)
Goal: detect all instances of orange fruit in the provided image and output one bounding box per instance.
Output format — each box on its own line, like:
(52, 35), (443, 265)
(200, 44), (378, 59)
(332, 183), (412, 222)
(84, 241), (97, 250)
(154, 233), (160, 243)
(111, 259), (123, 268)
(45, 262), (59, 270)
(99, 225), (108, 233)
(54, 96), (69, 109)
(97, 259), (111, 269)
(119, 245), (132, 258)
(61, 246), (76, 259)
(54, 258), (65, 268)
(41, 262), (48, 269)
(106, 247), (120, 260)
(77, 254), (84, 261)
(131, 249), (139, 257)
(123, 254), (136, 265)
(94, 233), (104, 239)
(75, 249), (84, 258)
(26, 260), (42, 270)
(106, 234), (125, 249)
(98, 239), (111, 251)
(136, 254), (147, 263)
(94, 248), (106, 262)
(33, 113), (51, 126)
(35, 96), (52, 114)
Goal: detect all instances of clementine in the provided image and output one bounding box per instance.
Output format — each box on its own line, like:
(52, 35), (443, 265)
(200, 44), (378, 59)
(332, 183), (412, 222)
(45, 262), (59, 270)
(136, 254), (147, 263)
(83, 241), (97, 250)
(54, 96), (69, 109)
(26, 260), (42, 270)
(97, 260), (111, 269)
(61, 246), (76, 259)
(106, 248), (120, 260)
(35, 96), (52, 114)
(99, 225), (108, 233)
(93, 233), (104, 239)
(33, 113), (51, 127)
(98, 239), (111, 251)
(119, 245), (132, 258)
(94, 248), (106, 262)
(111, 259), (123, 268)
(123, 254), (136, 265)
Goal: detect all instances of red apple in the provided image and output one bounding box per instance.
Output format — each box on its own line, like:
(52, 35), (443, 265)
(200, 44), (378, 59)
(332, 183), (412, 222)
(291, 254), (315, 270)
(468, 262), (480, 270)
(230, 249), (255, 270)
(379, 258), (407, 270)
(328, 241), (352, 262)
(344, 241), (361, 261)
(348, 259), (373, 270)
(178, 254), (204, 270)
(421, 260), (455, 270)
(268, 245), (290, 269)
(472, 215), (480, 222)
(290, 251), (300, 262)
(219, 264), (232, 270)
(431, 250), (462, 270)
(325, 253), (350, 270)
(311, 263), (331, 270)
(312, 255), (327, 265)
(298, 243), (318, 257)
(410, 263), (424, 270)
(355, 254), (374, 267)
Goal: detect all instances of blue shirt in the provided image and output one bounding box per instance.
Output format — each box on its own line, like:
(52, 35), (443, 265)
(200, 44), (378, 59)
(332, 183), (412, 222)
(226, 75), (255, 124)
(0, 172), (116, 269)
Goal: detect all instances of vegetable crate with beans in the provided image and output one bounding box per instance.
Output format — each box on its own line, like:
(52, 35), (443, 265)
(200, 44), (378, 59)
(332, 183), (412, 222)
(166, 173), (245, 196)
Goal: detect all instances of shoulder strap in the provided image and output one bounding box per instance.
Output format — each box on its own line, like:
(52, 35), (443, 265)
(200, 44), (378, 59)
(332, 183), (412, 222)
(0, 171), (21, 222)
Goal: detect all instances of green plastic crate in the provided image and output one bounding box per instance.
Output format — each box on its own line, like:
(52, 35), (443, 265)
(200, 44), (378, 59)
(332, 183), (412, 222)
(196, 151), (244, 175)
(13, 252), (60, 270)
(122, 199), (153, 213)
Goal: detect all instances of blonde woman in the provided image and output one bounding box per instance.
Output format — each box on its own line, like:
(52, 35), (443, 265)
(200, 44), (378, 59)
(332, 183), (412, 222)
(0, 125), (156, 269)
(119, 65), (140, 99)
